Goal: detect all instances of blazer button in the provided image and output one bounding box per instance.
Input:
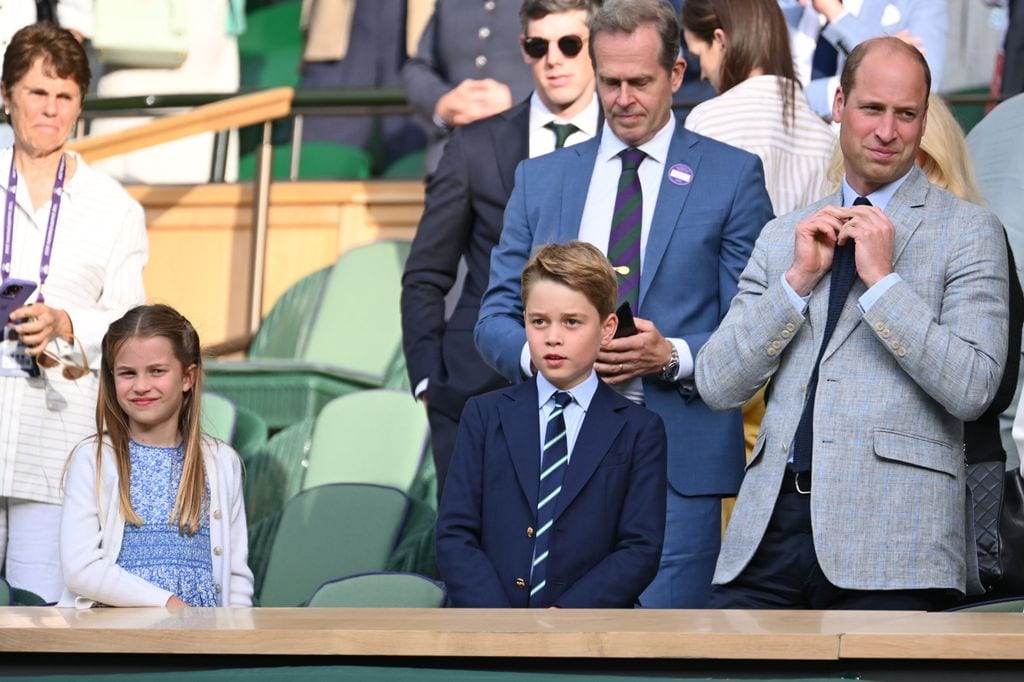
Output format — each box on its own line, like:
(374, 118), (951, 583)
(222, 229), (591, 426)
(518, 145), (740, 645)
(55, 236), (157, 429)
(526, 526), (534, 538)
(875, 321), (885, 332)
(781, 329), (790, 339)
(214, 546), (223, 556)
(515, 578), (526, 589)
(770, 340), (781, 350)
(898, 347), (907, 357)
(785, 322), (796, 332)
(891, 340), (900, 350)
(213, 509), (222, 520)
(881, 330), (891, 339)
(767, 347), (777, 357)
(474, 55), (488, 69)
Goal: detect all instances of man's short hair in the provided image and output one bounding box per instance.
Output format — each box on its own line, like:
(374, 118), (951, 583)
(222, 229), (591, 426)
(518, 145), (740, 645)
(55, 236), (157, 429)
(522, 241), (618, 318)
(839, 36), (931, 101)
(520, 0), (597, 33)
(588, 0), (680, 73)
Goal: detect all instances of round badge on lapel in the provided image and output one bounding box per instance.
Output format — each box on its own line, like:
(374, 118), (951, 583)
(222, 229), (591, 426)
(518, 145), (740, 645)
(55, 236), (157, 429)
(668, 163), (693, 186)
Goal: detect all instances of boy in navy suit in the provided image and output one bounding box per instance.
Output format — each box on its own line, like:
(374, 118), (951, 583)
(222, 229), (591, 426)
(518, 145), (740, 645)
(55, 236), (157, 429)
(437, 241), (667, 607)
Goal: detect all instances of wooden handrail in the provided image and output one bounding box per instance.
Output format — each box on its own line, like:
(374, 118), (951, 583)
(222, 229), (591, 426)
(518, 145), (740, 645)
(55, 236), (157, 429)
(67, 87), (295, 162)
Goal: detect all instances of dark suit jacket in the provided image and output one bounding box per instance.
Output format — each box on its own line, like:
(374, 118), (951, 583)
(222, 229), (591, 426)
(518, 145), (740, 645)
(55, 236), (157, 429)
(400, 100), (530, 422)
(436, 378), (668, 608)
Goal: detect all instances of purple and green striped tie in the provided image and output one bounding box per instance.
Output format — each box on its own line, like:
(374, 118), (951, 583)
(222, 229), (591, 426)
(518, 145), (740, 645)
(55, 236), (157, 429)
(609, 147), (645, 308)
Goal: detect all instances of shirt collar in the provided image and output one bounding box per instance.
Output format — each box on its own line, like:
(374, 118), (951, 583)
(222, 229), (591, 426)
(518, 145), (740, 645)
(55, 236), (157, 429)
(841, 167), (913, 212)
(597, 112), (675, 166)
(536, 370), (599, 412)
(529, 91), (601, 139)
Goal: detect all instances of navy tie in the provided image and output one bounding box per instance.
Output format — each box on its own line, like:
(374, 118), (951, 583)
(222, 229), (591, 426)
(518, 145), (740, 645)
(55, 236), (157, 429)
(529, 391), (573, 606)
(791, 196), (871, 473)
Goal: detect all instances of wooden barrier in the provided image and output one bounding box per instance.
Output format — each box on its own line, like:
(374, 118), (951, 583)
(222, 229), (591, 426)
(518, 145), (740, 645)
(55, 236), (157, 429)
(130, 180), (425, 349)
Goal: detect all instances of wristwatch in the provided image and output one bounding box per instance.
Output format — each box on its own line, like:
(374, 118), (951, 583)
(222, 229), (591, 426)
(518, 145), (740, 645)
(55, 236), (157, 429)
(659, 343), (679, 382)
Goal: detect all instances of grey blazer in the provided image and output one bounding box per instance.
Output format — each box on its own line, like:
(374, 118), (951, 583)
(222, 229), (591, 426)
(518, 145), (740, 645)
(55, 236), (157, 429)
(695, 167), (1010, 593)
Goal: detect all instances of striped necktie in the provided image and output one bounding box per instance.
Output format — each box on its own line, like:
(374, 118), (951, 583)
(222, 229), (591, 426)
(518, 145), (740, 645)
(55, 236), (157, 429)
(609, 147), (645, 308)
(544, 121), (579, 149)
(790, 195), (870, 473)
(529, 390), (573, 606)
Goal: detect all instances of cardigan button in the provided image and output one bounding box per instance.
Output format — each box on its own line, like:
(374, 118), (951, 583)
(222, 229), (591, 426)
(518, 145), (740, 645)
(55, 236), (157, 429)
(214, 546), (223, 556)
(212, 509), (222, 520)
(215, 584), (221, 593)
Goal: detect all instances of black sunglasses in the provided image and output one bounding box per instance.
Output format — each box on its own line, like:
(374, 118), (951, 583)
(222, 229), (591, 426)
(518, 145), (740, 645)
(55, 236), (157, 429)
(523, 35), (585, 60)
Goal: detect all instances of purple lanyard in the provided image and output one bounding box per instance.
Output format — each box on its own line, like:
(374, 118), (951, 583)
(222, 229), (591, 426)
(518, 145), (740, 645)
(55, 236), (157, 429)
(2, 150), (66, 303)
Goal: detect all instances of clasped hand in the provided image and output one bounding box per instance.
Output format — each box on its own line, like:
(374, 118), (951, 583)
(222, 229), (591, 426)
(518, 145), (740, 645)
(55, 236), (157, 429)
(785, 204), (895, 296)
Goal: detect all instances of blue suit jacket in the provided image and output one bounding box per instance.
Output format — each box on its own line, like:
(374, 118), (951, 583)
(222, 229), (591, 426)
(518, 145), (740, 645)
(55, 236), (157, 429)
(474, 122), (774, 496)
(436, 378), (667, 608)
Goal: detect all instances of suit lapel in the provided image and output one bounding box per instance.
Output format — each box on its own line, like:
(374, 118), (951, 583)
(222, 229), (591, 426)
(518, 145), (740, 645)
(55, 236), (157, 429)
(640, 123), (700, 308)
(822, 168), (929, 361)
(553, 382), (626, 522)
(499, 380), (542, 509)
(494, 100), (531, 197)
(560, 138), (600, 241)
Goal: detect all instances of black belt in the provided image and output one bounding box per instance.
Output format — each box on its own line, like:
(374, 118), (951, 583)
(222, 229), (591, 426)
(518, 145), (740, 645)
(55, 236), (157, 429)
(780, 468), (812, 494)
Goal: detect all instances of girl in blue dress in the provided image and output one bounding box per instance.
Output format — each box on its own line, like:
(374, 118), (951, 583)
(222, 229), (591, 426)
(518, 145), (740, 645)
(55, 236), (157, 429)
(58, 304), (253, 608)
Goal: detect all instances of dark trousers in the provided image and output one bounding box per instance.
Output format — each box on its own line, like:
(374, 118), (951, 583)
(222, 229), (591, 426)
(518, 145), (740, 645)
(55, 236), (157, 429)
(427, 406), (459, 505)
(709, 492), (958, 610)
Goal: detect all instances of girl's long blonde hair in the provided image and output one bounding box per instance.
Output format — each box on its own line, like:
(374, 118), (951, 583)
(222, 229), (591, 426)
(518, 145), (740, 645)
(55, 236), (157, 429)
(95, 304), (207, 535)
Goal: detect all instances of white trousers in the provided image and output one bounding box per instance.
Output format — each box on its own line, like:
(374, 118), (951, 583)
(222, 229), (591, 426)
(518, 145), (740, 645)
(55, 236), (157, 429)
(0, 497), (64, 603)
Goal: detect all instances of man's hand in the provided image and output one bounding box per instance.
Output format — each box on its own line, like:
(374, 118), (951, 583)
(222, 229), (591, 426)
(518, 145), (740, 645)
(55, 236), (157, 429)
(892, 29), (926, 55)
(434, 79), (513, 128)
(10, 303), (73, 356)
(835, 204), (895, 287)
(595, 317), (672, 384)
(785, 206), (847, 296)
(801, 0), (845, 23)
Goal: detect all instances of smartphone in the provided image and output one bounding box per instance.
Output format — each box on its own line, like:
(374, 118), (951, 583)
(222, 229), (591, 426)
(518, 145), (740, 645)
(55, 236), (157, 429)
(613, 301), (638, 338)
(0, 279), (37, 326)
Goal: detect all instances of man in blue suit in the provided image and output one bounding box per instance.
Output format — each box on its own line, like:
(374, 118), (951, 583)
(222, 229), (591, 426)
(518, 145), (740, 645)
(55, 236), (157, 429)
(475, 0), (774, 607)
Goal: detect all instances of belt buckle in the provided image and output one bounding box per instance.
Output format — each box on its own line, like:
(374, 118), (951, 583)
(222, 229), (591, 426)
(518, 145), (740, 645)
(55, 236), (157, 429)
(794, 470), (811, 495)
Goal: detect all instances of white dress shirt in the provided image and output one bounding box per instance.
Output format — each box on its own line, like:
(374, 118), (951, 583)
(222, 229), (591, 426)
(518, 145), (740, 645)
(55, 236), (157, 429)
(535, 370), (598, 465)
(528, 91), (600, 158)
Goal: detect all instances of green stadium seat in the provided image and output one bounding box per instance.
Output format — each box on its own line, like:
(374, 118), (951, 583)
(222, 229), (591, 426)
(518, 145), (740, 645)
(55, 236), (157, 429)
(307, 572), (446, 608)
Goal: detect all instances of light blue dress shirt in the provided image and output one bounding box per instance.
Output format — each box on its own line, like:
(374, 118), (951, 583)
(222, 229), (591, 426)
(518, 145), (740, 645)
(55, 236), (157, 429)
(536, 370), (599, 465)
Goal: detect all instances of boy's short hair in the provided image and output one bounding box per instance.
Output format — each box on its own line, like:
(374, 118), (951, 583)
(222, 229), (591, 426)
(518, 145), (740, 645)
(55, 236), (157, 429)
(521, 240), (618, 318)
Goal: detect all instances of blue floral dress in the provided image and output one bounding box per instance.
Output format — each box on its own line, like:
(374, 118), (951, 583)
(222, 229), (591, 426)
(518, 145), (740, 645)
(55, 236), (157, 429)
(116, 440), (219, 606)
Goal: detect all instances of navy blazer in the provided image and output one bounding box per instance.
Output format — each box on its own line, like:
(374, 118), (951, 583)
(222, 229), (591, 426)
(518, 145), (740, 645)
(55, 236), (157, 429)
(436, 378), (667, 608)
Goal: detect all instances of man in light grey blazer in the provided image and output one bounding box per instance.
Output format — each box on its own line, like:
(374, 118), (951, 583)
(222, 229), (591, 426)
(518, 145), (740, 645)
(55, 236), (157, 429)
(695, 37), (1010, 609)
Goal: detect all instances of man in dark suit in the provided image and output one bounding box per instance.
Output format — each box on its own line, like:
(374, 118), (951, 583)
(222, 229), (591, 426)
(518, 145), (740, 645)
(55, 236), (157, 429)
(401, 0), (601, 496)
(475, 0), (774, 607)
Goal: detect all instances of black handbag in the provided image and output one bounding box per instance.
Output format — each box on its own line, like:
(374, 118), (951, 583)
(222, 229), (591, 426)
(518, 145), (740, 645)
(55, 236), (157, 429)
(968, 462), (1024, 594)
